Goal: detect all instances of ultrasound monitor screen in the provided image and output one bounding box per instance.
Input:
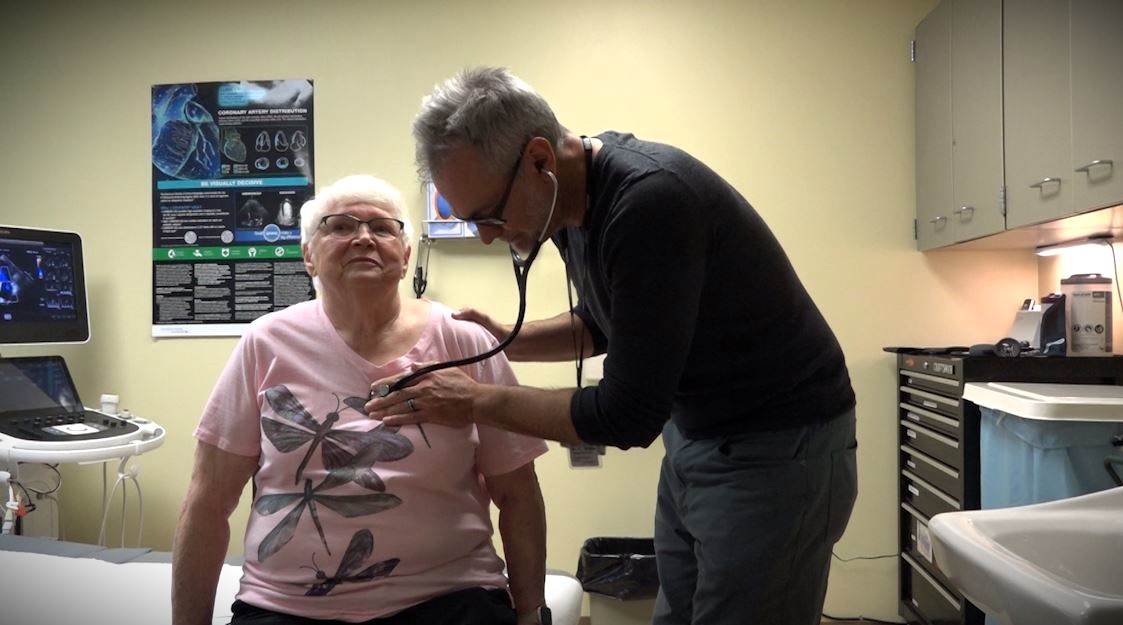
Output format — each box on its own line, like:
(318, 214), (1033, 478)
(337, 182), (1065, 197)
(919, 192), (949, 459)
(0, 356), (82, 416)
(0, 225), (89, 344)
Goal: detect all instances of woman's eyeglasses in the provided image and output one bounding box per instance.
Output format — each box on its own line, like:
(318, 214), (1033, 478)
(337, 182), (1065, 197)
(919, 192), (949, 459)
(318, 214), (405, 239)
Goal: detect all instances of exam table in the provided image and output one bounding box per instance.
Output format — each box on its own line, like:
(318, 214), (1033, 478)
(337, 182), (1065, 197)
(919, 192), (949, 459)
(0, 535), (583, 625)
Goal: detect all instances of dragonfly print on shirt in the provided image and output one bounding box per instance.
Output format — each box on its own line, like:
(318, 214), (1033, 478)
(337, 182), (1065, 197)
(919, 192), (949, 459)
(253, 473), (402, 562)
(302, 529), (400, 596)
(262, 385), (412, 485)
(254, 385), (415, 562)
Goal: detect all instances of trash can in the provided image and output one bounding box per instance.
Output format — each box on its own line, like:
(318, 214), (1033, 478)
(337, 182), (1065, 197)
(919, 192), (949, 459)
(576, 537), (659, 600)
(964, 381), (1123, 625)
(577, 537), (659, 625)
(965, 382), (1123, 509)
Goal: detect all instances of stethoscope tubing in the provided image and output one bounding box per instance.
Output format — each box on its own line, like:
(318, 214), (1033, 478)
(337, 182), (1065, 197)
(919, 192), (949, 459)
(369, 239), (544, 400)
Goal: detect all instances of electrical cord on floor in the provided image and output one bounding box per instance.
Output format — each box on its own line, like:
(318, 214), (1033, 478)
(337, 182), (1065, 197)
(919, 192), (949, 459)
(832, 550), (897, 562)
(821, 552), (904, 623)
(821, 612), (903, 624)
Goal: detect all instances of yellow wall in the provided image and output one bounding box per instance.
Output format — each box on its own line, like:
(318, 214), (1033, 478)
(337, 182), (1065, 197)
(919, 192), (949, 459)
(1, 0), (1043, 619)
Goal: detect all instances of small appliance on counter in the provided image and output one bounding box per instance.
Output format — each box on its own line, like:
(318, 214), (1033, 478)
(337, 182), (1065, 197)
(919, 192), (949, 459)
(1061, 273), (1113, 356)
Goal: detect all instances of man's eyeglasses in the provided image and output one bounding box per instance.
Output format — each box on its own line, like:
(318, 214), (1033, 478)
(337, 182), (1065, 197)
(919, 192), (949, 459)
(318, 214), (405, 239)
(461, 147), (526, 226)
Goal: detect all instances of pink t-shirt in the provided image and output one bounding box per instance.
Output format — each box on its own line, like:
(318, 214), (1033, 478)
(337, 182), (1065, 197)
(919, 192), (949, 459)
(194, 299), (548, 621)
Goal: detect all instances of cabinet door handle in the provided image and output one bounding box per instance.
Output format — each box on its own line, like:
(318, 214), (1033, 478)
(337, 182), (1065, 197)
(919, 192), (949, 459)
(1029, 177), (1061, 189)
(1075, 159), (1114, 173)
(954, 206), (974, 216)
(929, 216), (948, 224)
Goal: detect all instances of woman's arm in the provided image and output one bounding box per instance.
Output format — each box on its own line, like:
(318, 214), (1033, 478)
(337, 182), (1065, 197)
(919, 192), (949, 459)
(485, 461), (547, 621)
(172, 441), (258, 625)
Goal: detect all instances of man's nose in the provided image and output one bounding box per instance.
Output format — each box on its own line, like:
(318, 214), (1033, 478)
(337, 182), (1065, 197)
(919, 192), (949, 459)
(475, 224), (502, 245)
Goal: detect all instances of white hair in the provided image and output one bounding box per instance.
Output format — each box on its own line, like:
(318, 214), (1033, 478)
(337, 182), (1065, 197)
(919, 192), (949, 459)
(300, 174), (414, 245)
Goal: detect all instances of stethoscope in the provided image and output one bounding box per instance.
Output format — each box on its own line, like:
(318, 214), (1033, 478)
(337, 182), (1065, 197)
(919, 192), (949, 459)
(368, 169), (560, 404)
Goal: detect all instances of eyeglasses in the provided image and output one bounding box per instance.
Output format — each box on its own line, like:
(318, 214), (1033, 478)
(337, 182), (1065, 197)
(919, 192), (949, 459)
(318, 214), (405, 239)
(461, 146), (526, 226)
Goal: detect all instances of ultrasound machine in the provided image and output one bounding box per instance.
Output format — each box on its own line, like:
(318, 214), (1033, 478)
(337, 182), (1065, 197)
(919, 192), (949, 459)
(0, 225), (164, 538)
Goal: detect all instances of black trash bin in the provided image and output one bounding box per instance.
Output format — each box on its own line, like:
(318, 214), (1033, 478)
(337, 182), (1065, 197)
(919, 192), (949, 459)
(576, 537), (659, 600)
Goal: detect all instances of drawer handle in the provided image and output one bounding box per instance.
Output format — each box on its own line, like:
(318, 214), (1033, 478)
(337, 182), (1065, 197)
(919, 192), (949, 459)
(954, 206), (974, 218)
(1029, 177), (1061, 189)
(929, 216), (948, 225)
(902, 553), (962, 611)
(1075, 159), (1113, 174)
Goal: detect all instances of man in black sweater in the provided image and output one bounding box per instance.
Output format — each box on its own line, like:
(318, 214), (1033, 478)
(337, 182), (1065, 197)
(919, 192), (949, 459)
(368, 67), (857, 625)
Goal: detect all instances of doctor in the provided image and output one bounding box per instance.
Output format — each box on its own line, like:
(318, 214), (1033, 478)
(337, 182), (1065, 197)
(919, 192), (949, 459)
(367, 67), (857, 625)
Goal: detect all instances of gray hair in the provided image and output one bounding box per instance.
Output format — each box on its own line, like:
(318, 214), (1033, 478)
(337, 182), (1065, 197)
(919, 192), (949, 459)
(412, 67), (563, 180)
(300, 174), (414, 245)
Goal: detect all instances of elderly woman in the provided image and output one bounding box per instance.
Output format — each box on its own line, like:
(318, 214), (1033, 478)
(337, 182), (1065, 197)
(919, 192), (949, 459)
(172, 175), (549, 625)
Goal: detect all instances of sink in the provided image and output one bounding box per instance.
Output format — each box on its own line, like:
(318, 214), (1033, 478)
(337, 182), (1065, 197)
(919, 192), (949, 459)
(928, 486), (1123, 625)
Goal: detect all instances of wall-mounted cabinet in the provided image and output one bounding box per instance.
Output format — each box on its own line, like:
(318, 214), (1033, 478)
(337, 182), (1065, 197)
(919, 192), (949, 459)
(914, 0), (1004, 250)
(1069, 0), (1123, 215)
(915, 0), (1123, 249)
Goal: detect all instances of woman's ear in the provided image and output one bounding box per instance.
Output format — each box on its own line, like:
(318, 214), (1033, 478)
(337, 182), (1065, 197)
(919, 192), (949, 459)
(301, 241), (316, 277)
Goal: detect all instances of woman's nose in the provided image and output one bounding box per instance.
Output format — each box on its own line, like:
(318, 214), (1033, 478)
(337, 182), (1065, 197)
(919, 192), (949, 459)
(351, 225), (378, 243)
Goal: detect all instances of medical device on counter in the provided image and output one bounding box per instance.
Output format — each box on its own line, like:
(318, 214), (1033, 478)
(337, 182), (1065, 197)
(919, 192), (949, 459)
(0, 356), (165, 464)
(0, 225), (165, 541)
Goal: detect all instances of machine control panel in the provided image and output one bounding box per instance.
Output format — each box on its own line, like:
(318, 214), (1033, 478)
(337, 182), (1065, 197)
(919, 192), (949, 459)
(0, 410), (140, 442)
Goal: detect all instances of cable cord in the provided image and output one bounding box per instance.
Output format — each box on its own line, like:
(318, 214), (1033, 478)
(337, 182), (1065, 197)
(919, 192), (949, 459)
(821, 552), (903, 622)
(1108, 242), (1122, 319)
(820, 613), (902, 624)
(96, 459), (144, 547)
(832, 550), (897, 562)
(21, 463), (62, 496)
(412, 236), (432, 299)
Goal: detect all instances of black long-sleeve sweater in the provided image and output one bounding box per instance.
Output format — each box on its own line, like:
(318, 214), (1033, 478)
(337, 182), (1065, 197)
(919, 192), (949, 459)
(561, 132), (855, 449)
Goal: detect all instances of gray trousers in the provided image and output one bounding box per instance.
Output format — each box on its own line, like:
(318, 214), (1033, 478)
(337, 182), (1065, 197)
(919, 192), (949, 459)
(652, 409), (857, 625)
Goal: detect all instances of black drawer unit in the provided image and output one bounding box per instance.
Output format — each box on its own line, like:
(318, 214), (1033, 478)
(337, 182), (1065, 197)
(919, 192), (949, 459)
(893, 353), (1123, 625)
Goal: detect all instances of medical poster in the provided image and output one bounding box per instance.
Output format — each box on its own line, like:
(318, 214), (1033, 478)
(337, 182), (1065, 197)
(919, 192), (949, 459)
(150, 79), (316, 337)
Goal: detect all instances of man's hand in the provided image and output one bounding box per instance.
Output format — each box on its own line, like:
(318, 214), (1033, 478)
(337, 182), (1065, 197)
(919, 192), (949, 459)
(365, 364), (481, 429)
(453, 307), (512, 344)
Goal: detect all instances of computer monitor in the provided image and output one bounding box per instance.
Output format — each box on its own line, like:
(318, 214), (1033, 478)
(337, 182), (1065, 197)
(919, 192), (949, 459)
(0, 225), (90, 345)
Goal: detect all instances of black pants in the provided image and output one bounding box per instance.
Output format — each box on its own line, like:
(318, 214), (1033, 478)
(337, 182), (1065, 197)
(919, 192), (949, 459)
(229, 588), (516, 625)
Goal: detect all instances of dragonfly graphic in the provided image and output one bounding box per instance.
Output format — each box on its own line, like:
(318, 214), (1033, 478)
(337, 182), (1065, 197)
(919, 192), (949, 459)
(263, 385), (412, 484)
(254, 475), (401, 562)
(343, 395), (431, 448)
(302, 529), (400, 596)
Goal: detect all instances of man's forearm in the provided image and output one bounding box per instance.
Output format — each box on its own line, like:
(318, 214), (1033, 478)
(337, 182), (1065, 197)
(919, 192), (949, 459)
(506, 311), (596, 362)
(475, 384), (584, 444)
